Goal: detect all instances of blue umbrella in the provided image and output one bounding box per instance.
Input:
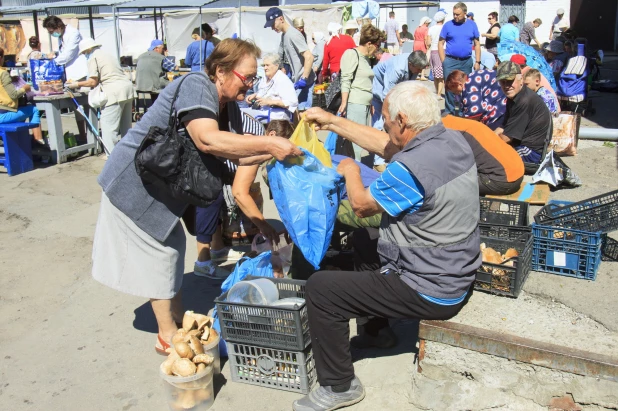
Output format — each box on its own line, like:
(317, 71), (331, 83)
(497, 40), (557, 90)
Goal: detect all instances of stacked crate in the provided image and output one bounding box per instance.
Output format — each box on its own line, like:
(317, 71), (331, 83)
(214, 276), (316, 394)
(477, 198), (533, 297)
(532, 189), (618, 280)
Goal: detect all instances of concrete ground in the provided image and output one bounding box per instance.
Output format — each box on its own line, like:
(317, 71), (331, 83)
(1, 74), (617, 410)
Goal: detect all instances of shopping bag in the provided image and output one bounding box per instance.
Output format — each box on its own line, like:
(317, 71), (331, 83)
(532, 150), (582, 187)
(267, 148), (343, 269)
(324, 131), (338, 156)
(290, 118), (333, 167)
(550, 112), (579, 156)
(29, 59), (65, 93)
(212, 251), (274, 356)
(532, 150), (561, 186)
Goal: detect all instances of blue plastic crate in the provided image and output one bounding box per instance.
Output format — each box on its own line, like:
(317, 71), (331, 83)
(531, 223), (603, 280)
(534, 190), (618, 233)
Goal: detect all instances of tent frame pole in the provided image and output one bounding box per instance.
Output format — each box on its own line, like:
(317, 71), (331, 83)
(154, 8), (159, 39)
(88, 6), (95, 39)
(238, 0), (241, 38)
(33, 11), (39, 39)
(113, 6), (120, 58)
(160, 8), (165, 43)
(199, 7), (203, 71)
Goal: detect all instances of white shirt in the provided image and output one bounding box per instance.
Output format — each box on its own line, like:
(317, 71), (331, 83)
(255, 70), (298, 120)
(428, 24), (443, 51)
(55, 25), (88, 81)
(552, 15), (569, 34)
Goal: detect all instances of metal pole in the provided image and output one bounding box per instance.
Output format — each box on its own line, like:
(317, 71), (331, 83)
(579, 127), (618, 141)
(153, 8), (159, 40)
(238, 0), (242, 38)
(113, 6), (120, 59)
(33, 11), (39, 39)
(199, 7), (203, 71)
(160, 8), (165, 43)
(88, 7), (95, 39)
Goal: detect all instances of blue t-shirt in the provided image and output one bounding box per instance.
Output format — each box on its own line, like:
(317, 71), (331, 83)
(440, 19), (480, 59)
(185, 40), (215, 72)
(369, 161), (424, 217)
(499, 24), (520, 42)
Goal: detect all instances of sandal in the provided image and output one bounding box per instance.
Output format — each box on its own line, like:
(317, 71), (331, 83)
(155, 334), (171, 356)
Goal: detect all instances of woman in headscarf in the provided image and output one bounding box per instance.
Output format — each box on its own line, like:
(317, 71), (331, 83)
(321, 22), (356, 81)
(312, 31), (326, 79)
(413, 17), (431, 80)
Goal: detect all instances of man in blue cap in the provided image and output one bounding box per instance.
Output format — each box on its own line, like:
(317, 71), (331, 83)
(136, 39), (173, 93)
(265, 7), (315, 110)
(466, 12), (475, 21)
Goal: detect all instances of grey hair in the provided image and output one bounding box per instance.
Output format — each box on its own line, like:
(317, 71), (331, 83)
(408, 51), (428, 69)
(454, 2), (468, 14)
(386, 81), (441, 133)
(263, 53), (281, 67)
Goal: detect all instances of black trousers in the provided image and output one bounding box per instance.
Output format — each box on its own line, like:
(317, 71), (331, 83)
(305, 227), (471, 386)
(478, 174), (524, 196)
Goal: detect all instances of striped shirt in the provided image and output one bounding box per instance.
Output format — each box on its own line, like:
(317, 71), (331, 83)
(369, 161), (424, 217)
(224, 112), (265, 175)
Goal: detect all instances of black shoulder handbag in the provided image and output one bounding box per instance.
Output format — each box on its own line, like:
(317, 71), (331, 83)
(134, 73), (224, 207)
(324, 49), (361, 114)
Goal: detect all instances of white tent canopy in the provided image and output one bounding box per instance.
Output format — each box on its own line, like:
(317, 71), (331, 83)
(116, 0), (217, 8)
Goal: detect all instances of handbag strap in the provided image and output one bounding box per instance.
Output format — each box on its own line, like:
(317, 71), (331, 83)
(167, 72), (201, 128)
(93, 55), (104, 94)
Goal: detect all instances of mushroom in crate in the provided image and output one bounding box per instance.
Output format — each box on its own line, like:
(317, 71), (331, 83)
(479, 243), (519, 292)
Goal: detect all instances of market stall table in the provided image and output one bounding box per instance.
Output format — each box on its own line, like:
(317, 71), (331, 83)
(34, 92), (100, 164)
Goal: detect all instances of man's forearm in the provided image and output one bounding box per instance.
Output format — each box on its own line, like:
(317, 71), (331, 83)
(474, 42), (481, 62)
(438, 42), (446, 62)
(344, 170), (381, 218)
(302, 51), (314, 79)
(499, 133), (513, 144)
(328, 116), (391, 159)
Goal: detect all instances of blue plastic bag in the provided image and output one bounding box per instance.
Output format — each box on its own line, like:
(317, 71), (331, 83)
(212, 252), (273, 357)
(29, 59), (66, 92)
(324, 131), (338, 156)
(267, 148), (343, 269)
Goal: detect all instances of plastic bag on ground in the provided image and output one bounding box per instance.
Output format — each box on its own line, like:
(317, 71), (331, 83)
(212, 251), (274, 356)
(290, 118), (333, 167)
(267, 148), (343, 270)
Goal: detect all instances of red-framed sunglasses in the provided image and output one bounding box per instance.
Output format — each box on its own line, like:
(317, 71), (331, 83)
(232, 70), (259, 86)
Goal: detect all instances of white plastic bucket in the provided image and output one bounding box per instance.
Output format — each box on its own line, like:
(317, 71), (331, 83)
(160, 363), (214, 411)
(201, 329), (221, 375)
(227, 278), (279, 305)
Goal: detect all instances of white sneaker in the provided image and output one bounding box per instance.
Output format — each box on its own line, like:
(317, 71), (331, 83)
(193, 261), (231, 280)
(210, 247), (245, 264)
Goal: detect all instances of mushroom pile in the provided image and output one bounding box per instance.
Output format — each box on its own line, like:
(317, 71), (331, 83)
(160, 311), (216, 377)
(479, 244), (519, 292)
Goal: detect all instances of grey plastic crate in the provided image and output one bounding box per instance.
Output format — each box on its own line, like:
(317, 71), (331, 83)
(215, 276), (310, 351)
(227, 342), (316, 394)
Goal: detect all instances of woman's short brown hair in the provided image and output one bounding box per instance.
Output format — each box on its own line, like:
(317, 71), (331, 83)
(265, 120), (294, 139)
(359, 25), (384, 46)
(204, 39), (261, 80)
(0, 48), (4, 58)
(445, 70), (468, 91)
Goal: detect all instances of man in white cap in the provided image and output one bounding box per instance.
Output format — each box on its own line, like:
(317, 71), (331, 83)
(550, 8), (569, 40)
